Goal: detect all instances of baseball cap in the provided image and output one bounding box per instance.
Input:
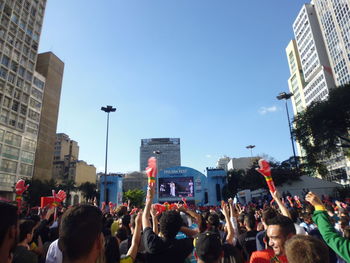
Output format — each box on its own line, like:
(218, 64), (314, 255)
(195, 231), (222, 263)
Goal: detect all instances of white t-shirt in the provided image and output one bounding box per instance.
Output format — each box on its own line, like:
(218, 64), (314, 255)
(46, 239), (62, 263)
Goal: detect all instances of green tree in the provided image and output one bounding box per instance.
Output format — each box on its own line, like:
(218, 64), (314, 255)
(293, 84), (350, 176)
(78, 182), (97, 202)
(224, 158), (301, 197)
(23, 179), (57, 207)
(123, 189), (145, 208)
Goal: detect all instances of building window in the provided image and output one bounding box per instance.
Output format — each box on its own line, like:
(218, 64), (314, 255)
(22, 138), (35, 152)
(1, 55), (10, 67)
(33, 77), (44, 90)
(29, 98), (41, 111)
(21, 151), (34, 164)
(4, 132), (21, 147)
(2, 145), (20, 160)
(28, 109), (39, 122)
(0, 159), (17, 173)
(20, 163), (32, 176)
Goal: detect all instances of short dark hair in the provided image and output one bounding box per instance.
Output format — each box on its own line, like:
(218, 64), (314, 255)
(195, 231), (222, 263)
(285, 235), (329, 263)
(0, 202), (17, 247)
(267, 214), (296, 236)
(159, 210), (183, 239)
(19, 220), (35, 242)
(244, 214), (256, 230)
(115, 205), (127, 218)
(59, 205), (103, 261)
(116, 226), (128, 242)
(262, 207), (277, 223)
(207, 213), (220, 229)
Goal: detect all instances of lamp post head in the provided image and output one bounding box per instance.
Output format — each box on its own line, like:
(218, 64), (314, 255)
(277, 92), (293, 100)
(101, 105), (116, 113)
(246, 145), (255, 149)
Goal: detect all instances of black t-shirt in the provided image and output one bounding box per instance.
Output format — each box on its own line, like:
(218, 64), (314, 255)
(13, 245), (38, 263)
(237, 230), (258, 261)
(142, 227), (193, 263)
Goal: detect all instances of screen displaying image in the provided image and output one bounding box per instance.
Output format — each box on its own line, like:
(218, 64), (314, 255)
(158, 177), (194, 198)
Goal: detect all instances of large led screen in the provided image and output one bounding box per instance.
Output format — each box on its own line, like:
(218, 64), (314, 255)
(158, 177), (194, 198)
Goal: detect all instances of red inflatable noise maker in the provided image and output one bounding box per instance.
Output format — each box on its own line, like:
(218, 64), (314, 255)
(15, 179), (29, 196)
(146, 157), (157, 187)
(256, 159), (276, 193)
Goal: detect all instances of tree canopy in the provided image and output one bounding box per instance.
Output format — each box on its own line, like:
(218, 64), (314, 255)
(123, 189), (145, 208)
(223, 158), (301, 199)
(78, 182), (97, 202)
(293, 84), (350, 175)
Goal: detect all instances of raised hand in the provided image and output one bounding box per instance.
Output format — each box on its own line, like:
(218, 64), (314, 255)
(305, 192), (323, 207)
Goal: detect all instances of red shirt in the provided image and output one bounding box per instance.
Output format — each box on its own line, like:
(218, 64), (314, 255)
(250, 249), (288, 263)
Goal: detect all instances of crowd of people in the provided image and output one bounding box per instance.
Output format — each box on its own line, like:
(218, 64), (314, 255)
(1, 184), (350, 263)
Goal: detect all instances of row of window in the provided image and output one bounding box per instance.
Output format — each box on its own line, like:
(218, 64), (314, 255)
(0, 158), (32, 176)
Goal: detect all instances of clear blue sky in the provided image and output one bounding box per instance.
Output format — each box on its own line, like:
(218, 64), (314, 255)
(38, 0), (307, 173)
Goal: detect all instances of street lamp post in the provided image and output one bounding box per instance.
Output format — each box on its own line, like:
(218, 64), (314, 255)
(101, 105), (116, 203)
(276, 92), (298, 172)
(246, 145), (256, 157)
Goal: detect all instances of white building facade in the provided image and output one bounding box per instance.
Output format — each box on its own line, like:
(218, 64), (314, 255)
(312, 0), (350, 86)
(0, 0), (47, 197)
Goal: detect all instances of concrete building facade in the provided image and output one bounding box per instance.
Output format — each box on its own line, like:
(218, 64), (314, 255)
(287, 2), (350, 184)
(0, 0), (47, 197)
(122, 171), (147, 192)
(286, 40), (307, 114)
(140, 138), (181, 172)
(293, 4), (335, 107)
(52, 133), (96, 186)
(312, 0), (350, 86)
(33, 52), (64, 181)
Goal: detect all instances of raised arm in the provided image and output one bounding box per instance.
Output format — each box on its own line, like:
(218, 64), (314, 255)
(142, 184), (154, 230)
(306, 192), (350, 262)
(127, 210), (143, 260)
(150, 204), (159, 235)
(222, 201), (234, 244)
(270, 190), (291, 219)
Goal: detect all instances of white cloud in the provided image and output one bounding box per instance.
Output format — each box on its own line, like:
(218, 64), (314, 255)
(258, 106), (278, 115)
(205, 154), (212, 158)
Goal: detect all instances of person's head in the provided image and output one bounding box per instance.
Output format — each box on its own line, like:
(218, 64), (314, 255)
(267, 214), (296, 256)
(206, 212), (220, 231)
(58, 205), (103, 262)
(244, 214), (256, 231)
(0, 202), (17, 258)
(18, 220), (35, 244)
(105, 236), (120, 263)
(262, 207), (277, 226)
(289, 208), (299, 224)
(115, 205), (127, 219)
(343, 226), (350, 239)
(159, 210), (183, 239)
(301, 212), (313, 225)
(195, 231), (223, 263)
(116, 226), (128, 242)
(285, 235), (329, 263)
(339, 216), (349, 231)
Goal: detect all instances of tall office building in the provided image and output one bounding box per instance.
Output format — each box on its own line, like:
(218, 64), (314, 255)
(33, 52), (64, 181)
(312, 0), (350, 86)
(287, 2), (350, 184)
(292, 4), (335, 108)
(0, 0), (48, 198)
(140, 138), (181, 172)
